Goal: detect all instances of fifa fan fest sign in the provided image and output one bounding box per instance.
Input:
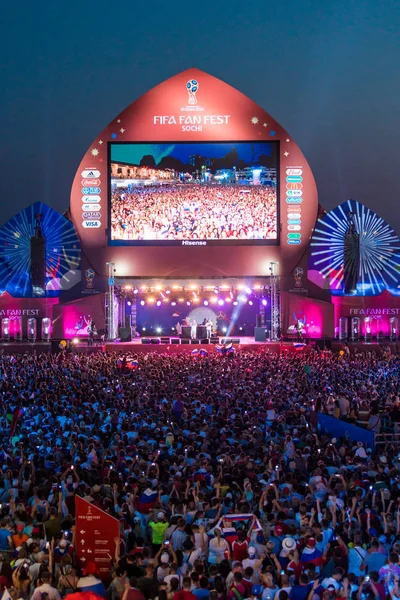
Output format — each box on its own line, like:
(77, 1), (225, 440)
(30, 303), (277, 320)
(70, 68), (319, 278)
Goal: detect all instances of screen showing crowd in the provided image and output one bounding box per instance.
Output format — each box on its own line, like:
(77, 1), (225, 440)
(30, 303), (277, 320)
(109, 141), (279, 246)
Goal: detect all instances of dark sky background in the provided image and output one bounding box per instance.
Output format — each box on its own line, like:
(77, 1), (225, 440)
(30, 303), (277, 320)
(1, 0), (399, 229)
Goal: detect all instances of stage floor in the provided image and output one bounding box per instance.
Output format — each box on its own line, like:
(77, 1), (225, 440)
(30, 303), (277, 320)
(93, 336), (312, 355)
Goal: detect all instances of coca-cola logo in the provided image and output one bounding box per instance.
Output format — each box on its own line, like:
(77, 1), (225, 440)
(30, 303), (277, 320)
(81, 178), (101, 186)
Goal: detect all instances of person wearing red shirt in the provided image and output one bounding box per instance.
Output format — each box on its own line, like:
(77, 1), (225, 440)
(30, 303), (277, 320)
(231, 531), (250, 562)
(174, 576), (197, 600)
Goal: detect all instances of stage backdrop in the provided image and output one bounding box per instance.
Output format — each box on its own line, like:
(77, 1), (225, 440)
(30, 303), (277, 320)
(52, 294), (105, 339)
(70, 68), (318, 280)
(132, 296), (268, 337)
(281, 292), (334, 338)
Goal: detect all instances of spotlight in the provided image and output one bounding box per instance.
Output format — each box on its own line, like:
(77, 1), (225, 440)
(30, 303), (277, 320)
(217, 299), (224, 306)
(233, 301), (238, 306)
(140, 300), (145, 306)
(248, 300), (253, 306)
(156, 327), (162, 334)
(239, 327), (243, 331)
(210, 296), (218, 304)
(262, 298), (268, 306)
(204, 300), (209, 306)
(133, 288), (139, 294)
(245, 287), (252, 294)
(213, 287), (219, 294)
(186, 301), (191, 306)
(165, 289), (171, 295)
(127, 301), (132, 307)
(147, 297), (155, 303)
(171, 301), (177, 306)
(225, 297), (232, 303)
(222, 327), (227, 333)
(142, 327), (146, 331)
(156, 300), (162, 306)
(72, 338), (79, 345)
(238, 294), (247, 303)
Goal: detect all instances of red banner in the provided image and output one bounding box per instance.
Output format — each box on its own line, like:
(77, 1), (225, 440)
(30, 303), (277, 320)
(75, 496), (120, 581)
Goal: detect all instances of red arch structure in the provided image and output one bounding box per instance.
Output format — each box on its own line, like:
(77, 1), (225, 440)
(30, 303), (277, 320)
(70, 68), (318, 280)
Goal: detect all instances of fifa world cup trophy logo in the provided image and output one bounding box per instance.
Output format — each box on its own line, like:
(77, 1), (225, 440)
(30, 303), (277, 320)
(293, 267), (304, 287)
(186, 79), (199, 105)
(85, 268), (95, 289)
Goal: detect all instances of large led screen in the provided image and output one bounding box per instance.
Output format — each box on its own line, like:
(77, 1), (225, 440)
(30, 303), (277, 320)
(109, 141), (279, 246)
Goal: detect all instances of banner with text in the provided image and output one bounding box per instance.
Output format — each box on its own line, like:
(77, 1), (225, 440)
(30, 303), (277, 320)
(75, 496), (120, 581)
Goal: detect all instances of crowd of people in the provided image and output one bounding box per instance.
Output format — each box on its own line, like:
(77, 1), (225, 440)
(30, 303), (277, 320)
(110, 184), (277, 241)
(0, 348), (400, 600)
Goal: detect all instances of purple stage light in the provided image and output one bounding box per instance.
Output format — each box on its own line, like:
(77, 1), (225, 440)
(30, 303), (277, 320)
(262, 298), (268, 306)
(248, 300), (253, 306)
(140, 300), (145, 306)
(204, 300), (209, 306)
(171, 301), (176, 306)
(156, 300), (162, 306)
(127, 301), (132, 306)
(217, 299), (224, 306)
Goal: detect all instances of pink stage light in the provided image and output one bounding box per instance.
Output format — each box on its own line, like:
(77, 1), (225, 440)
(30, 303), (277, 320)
(187, 301), (191, 306)
(171, 301), (176, 306)
(248, 300), (253, 306)
(217, 299), (224, 306)
(204, 300), (209, 306)
(262, 298), (267, 306)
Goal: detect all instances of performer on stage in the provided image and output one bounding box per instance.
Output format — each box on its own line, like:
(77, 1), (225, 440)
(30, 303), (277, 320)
(205, 318), (213, 338)
(88, 320), (97, 346)
(295, 319), (304, 341)
(176, 321), (182, 336)
(191, 319), (197, 339)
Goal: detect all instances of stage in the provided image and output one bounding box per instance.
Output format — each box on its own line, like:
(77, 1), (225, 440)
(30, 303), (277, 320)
(70, 336), (311, 355)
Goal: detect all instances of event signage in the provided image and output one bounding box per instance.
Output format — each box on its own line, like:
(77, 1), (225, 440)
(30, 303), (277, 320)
(75, 496), (120, 582)
(349, 308), (400, 315)
(0, 308), (40, 318)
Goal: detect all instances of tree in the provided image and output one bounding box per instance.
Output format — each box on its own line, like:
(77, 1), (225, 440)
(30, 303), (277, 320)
(140, 155), (156, 168)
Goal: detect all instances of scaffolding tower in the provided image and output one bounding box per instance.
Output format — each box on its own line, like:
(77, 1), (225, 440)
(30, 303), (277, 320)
(269, 262), (280, 341)
(105, 262), (116, 341)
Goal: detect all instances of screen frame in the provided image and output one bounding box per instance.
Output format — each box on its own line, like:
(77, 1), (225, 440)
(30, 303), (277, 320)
(107, 140), (280, 247)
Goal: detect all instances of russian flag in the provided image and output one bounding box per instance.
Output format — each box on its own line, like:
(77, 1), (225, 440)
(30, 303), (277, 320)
(137, 488), (159, 513)
(200, 349), (208, 356)
(191, 349), (199, 355)
(293, 343), (306, 350)
(215, 514), (262, 545)
(216, 345), (224, 354)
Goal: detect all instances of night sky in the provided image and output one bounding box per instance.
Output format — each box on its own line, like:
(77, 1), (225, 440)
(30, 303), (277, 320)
(1, 0), (399, 229)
